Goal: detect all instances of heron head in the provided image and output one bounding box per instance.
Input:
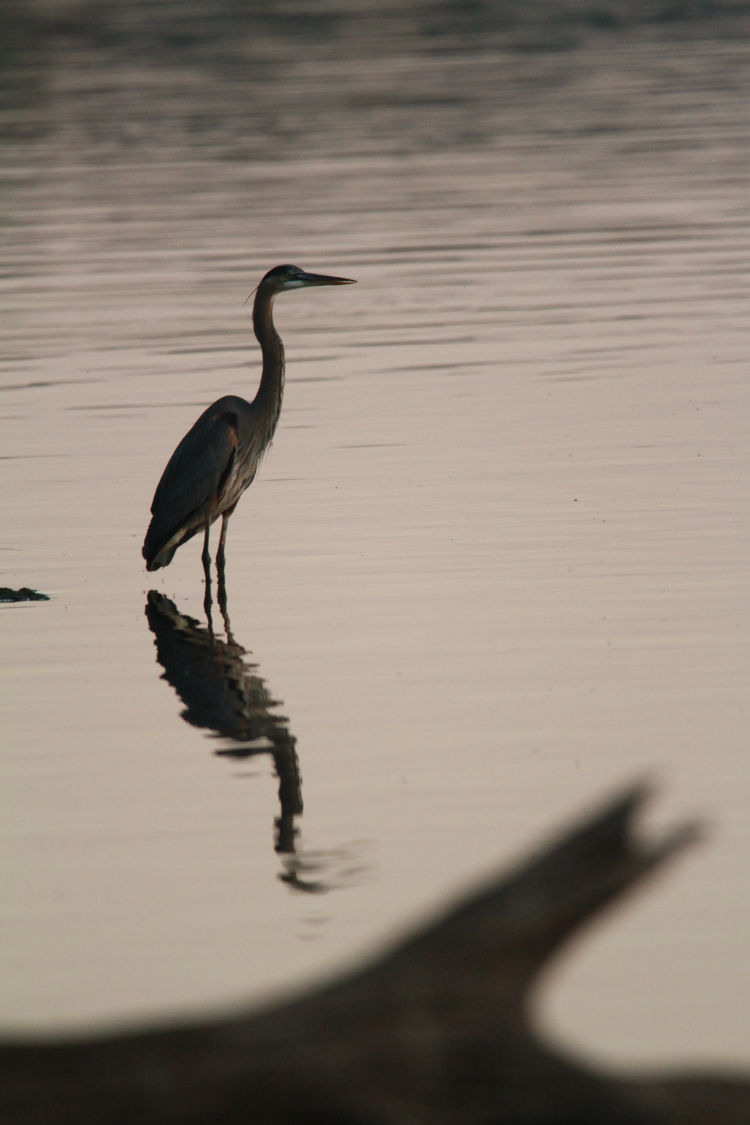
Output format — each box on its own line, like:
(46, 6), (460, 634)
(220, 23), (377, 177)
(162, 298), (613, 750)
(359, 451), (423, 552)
(262, 264), (357, 293)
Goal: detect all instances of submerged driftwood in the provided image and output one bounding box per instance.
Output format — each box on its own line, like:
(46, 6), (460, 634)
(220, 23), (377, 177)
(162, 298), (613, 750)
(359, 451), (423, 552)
(0, 586), (49, 602)
(2, 784), (748, 1125)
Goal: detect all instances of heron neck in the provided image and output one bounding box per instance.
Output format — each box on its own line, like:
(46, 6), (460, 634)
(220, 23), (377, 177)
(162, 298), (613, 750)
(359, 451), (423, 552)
(252, 289), (285, 416)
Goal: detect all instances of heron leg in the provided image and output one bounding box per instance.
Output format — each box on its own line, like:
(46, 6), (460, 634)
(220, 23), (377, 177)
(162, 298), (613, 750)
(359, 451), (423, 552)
(216, 511), (233, 629)
(202, 518), (213, 615)
(202, 518), (211, 572)
(216, 510), (232, 574)
(217, 561), (229, 629)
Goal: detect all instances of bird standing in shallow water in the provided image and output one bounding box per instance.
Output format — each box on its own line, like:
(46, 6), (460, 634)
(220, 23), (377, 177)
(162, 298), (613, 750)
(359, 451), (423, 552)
(142, 264), (355, 607)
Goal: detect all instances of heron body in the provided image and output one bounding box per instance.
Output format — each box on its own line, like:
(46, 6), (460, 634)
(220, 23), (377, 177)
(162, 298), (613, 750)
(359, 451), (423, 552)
(142, 264), (355, 581)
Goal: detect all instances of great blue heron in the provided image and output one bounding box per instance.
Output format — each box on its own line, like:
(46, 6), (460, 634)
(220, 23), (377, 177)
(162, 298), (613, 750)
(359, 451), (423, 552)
(142, 264), (355, 594)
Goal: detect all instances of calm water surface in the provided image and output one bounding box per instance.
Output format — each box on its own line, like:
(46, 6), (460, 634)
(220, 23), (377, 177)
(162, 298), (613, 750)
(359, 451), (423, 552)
(2, 6), (749, 1068)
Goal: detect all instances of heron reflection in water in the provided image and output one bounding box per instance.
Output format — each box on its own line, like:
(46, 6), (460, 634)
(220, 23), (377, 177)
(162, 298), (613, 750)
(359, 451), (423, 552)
(143, 265), (355, 611)
(146, 591), (326, 890)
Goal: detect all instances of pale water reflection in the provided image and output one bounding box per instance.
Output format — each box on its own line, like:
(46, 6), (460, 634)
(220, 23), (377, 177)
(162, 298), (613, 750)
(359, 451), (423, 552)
(1, 1), (749, 1072)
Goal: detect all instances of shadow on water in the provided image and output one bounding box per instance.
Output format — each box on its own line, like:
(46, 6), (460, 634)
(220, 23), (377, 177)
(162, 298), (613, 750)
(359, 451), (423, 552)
(145, 589), (330, 893)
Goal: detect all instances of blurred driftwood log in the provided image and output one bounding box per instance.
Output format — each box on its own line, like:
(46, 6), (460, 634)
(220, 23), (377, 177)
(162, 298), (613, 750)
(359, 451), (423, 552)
(2, 784), (748, 1125)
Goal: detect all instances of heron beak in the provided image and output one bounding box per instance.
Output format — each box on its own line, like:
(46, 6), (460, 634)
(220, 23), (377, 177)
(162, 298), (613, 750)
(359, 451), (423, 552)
(297, 271), (357, 287)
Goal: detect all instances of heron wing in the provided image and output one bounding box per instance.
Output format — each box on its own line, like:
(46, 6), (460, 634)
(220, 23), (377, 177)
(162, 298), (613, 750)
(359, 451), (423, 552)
(144, 406), (240, 563)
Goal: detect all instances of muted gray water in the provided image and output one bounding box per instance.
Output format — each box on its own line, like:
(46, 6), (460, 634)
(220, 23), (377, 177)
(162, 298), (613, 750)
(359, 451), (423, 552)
(2, 4), (749, 1068)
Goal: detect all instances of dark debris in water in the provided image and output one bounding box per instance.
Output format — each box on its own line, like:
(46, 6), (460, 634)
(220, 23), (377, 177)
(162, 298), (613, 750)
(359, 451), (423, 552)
(0, 587), (50, 603)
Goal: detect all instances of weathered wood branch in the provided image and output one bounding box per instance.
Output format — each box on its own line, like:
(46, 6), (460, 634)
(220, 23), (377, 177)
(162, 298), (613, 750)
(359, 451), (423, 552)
(2, 783), (748, 1124)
